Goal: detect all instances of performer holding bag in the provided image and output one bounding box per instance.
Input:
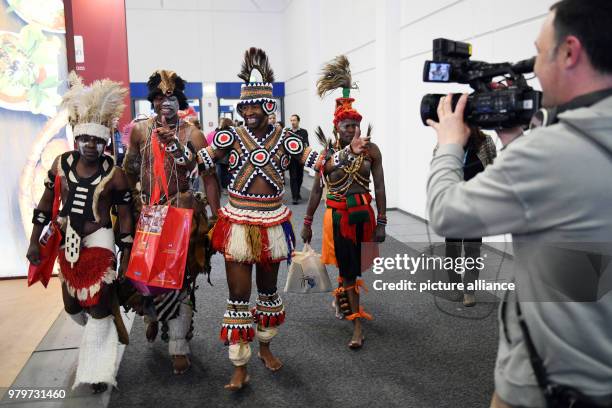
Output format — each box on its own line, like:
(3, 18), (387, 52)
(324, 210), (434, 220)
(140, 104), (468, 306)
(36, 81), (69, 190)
(301, 55), (387, 350)
(122, 70), (218, 375)
(126, 132), (192, 293)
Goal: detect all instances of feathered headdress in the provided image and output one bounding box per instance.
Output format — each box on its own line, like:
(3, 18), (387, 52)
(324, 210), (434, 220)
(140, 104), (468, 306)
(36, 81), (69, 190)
(237, 47), (277, 115)
(317, 55), (362, 128)
(147, 70), (188, 110)
(61, 71), (127, 142)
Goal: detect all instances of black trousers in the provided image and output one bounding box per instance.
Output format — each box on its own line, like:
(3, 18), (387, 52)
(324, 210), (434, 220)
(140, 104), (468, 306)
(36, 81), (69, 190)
(288, 159), (304, 200)
(445, 237), (482, 294)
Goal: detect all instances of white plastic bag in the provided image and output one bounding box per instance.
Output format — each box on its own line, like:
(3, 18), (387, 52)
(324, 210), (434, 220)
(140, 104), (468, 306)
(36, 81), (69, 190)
(284, 244), (332, 293)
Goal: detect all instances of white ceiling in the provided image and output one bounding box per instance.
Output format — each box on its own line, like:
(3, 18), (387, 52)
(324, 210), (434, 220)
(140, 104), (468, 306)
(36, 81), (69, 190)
(126, 0), (292, 13)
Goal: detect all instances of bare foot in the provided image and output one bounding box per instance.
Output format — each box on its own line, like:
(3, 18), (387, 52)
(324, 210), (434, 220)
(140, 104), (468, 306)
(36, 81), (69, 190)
(172, 355), (191, 374)
(348, 321), (365, 350)
(258, 343), (283, 371)
(224, 366), (250, 391)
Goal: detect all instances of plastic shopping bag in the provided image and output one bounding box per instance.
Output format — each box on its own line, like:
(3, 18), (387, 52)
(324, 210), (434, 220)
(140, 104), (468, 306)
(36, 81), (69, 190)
(284, 244), (332, 293)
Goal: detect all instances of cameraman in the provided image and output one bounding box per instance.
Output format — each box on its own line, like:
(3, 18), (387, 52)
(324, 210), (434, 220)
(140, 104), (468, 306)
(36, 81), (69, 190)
(426, 1), (612, 407)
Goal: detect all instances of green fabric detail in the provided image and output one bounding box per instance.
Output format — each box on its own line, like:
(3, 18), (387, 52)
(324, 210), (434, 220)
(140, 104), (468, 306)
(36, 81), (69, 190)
(332, 209), (342, 227)
(342, 88), (350, 98)
(348, 210), (369, 224)
(346, 194), (358, 208)
(346, 194), (370, 224)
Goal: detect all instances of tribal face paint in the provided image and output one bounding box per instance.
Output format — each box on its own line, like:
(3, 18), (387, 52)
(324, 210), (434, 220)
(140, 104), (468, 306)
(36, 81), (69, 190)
(154, 94), (180, 120)
(76, 135), (106, 161)
(337, 119), (359, 146)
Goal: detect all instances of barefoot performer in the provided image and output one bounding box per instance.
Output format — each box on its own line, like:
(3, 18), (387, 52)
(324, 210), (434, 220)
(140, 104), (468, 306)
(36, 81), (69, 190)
(26, 74), (133, 392)
(122, 70), (219, 374)
(197, 48), (370, 390)
(301, 55), (387, 349)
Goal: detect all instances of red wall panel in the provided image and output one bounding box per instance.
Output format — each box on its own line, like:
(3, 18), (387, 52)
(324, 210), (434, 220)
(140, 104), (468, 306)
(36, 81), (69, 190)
(64, 0), (131, 127)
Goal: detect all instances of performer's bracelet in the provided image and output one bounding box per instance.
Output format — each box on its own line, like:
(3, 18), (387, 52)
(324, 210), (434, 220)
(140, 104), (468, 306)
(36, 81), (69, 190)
(117, 233), (134, 250)
(303, 216), (313, 226)
(376, 215), (387, 226)
(32, 209), (51, 225)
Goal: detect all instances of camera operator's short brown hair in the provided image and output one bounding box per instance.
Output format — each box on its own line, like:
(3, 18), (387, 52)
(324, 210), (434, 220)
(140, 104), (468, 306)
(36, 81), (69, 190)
(551, 0), (612, 74)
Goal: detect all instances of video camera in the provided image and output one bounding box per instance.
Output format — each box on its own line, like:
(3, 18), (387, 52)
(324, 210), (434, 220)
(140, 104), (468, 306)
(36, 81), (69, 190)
(420, 38), (542, 129)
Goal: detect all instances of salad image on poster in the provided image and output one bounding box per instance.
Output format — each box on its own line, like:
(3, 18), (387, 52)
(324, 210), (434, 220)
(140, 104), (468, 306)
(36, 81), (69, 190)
(0, 25), (63, 116)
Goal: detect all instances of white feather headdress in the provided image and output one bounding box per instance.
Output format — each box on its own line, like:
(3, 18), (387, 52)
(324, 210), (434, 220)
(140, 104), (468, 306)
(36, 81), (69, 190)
(61, 71), (127, 142)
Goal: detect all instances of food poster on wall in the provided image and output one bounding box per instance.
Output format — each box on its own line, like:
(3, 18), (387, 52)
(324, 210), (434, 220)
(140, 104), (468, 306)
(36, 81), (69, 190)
(1, 0), (68, 277)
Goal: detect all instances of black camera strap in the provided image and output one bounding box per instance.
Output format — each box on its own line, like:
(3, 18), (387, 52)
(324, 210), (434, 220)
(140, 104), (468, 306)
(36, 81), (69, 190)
(514, 302), (554, 395)
(515, 302), (609, 408)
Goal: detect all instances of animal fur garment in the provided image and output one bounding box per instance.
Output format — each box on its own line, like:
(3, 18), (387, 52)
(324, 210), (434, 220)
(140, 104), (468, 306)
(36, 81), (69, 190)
(237, 47), (275, 84)
(316, 55), (356, 98)
(73, 316), (119, 389)
(147, 70), (186, 95)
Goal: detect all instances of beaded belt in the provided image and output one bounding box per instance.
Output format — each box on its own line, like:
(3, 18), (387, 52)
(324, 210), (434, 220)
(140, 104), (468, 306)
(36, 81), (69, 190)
(228, 190), (283, 211)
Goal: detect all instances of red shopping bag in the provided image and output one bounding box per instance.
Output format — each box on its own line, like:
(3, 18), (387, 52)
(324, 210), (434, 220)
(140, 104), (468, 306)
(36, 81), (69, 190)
(125, 204), (168, 291)
(126, 131), (193, 293)
(126, 205), (192, 291)
(28, 174), (62, 288)
(149, 205), (192, 289)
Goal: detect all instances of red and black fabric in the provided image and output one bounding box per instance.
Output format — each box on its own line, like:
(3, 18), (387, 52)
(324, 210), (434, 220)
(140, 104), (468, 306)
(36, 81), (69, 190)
(327, 193), (377, 279)
(58, 246), (115, 307)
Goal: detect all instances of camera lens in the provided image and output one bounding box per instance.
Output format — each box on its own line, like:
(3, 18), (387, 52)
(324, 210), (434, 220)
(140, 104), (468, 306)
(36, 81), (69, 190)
(420, 94), (464, 125)
(420, 94), (443, 125)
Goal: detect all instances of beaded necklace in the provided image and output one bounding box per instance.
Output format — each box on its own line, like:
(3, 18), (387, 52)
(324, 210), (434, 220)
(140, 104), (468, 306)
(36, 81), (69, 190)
(326, 141), (370, 194)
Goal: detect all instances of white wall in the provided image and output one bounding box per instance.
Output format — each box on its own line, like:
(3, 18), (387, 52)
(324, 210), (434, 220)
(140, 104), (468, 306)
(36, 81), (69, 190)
(125, 0), (287, 133)
(282, 0), (557, 220)
(283, 0), (378, 176)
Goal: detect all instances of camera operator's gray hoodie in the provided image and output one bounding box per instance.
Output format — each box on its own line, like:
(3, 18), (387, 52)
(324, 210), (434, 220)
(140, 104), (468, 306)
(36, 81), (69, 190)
(428, 95), (612, 406)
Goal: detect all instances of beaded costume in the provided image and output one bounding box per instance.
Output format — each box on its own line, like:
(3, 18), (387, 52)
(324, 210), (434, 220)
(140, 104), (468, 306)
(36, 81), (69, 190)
(198, 48), (337, 368)
(36, 73), (130, 389)
(122, 70), (212, 371)
(315, 55), (382, 321)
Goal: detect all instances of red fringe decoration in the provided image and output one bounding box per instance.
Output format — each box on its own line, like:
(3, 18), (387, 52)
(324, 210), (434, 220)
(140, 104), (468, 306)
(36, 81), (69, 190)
(58, 247), (114, 307)
(210, 215), (231, 253)
(252, 310), (286, 328)
(259, 227), (271, 264)
(219, 326), (255, 345)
